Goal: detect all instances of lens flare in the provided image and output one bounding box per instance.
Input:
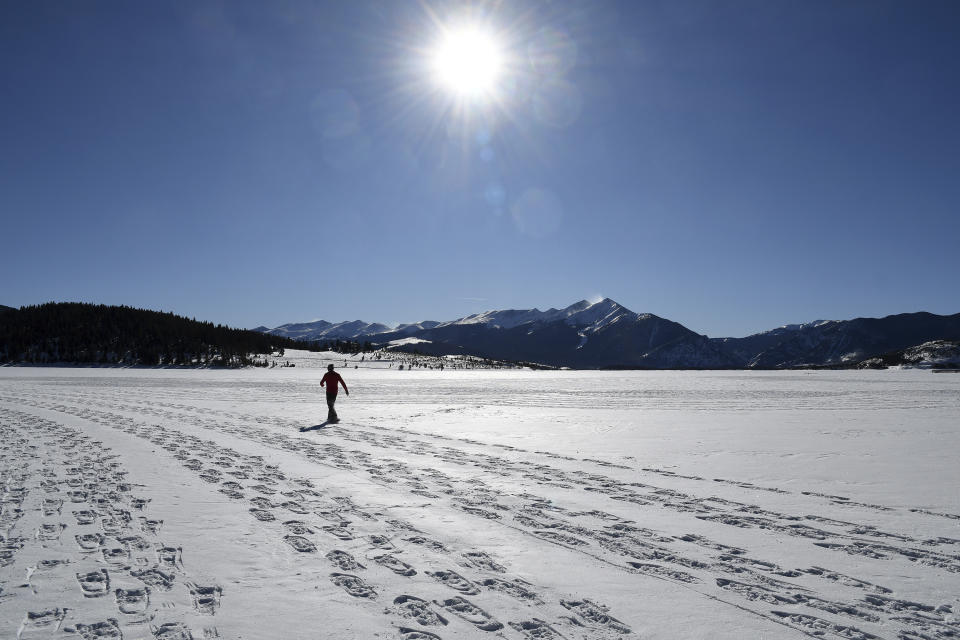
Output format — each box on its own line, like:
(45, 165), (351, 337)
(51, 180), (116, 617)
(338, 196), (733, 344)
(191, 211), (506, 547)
(432, 27), (504, 97)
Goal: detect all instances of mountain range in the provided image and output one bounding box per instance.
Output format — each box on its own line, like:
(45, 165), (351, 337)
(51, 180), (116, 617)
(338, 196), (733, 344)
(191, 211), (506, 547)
(256, 299), (960, 369)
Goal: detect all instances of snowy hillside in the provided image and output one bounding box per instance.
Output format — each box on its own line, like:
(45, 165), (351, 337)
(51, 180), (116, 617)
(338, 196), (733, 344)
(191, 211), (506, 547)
(858, 340), (960, 369)
(900, 340), (960, 367)
(392, 321), (442, 336)
(734, 312), (960, 369)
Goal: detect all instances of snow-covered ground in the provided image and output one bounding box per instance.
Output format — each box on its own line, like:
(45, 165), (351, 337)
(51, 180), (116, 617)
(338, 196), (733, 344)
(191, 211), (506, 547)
(1, 358), (957, 639)
(274, 348), (525, 370)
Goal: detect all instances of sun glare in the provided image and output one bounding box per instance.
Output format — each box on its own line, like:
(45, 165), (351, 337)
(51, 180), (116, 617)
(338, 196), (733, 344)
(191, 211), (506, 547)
(432, 26), (503, 97)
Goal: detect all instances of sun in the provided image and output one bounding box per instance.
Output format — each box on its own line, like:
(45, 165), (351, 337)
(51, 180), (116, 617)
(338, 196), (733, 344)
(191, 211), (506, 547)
(431, 26), (504, 98)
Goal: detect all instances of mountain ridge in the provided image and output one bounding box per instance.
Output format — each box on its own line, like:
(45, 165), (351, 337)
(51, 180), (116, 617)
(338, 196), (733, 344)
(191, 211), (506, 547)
(257, 300), (960, 369)
(261, 319), (391, 341)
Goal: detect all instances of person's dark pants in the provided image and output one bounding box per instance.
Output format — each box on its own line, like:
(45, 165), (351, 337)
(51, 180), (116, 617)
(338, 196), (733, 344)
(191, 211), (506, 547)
(326, 392), (338, 422)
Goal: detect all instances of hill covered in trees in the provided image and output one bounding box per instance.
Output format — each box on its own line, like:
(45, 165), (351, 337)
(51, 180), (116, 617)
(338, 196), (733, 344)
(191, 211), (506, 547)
(0, 302), (316, 367)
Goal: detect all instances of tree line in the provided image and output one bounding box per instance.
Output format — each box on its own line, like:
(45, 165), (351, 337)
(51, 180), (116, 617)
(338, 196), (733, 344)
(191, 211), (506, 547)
(304, 338), (375, 354)
(0, 302), (323, 367)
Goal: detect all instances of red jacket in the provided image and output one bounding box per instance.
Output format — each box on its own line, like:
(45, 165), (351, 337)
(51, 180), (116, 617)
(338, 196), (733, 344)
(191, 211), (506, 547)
(321, 371), (348, 395)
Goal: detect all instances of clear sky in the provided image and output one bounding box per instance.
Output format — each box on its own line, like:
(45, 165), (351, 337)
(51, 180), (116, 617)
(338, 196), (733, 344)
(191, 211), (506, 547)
(2, 1), (958, 338)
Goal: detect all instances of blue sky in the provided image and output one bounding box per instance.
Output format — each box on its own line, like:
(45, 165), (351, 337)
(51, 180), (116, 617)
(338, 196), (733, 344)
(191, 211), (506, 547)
(2, 1), (958, 338)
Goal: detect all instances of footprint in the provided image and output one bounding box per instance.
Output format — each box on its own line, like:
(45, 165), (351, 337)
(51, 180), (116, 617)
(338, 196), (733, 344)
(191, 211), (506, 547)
(374, 554), (416, 576)
(792, 594), (880, 623)
(139, 518), (163, 535)
(199, 470), (222, 483)
(435, 596), (503, 631)
(100, 517), (125, 536)
(479, 578), (543, 604)
(427, 570), (479, 595)
(367, 534), (394, 550)
(250, 484), (276, 495)
(246, 494), (274, 509)
(284, 535), (317, 553)
(19, 609), (68, 634)
(456, 505), (501, 519)
(386, 519), (420, 532)
(157, 546), (183, 568)
(405, 536), (449, 553)
(560, 599), (631, 634)
(131, 566), (176, 590)
(322, 525), (354, 541)
(326, 549), (364, 571)
(533, 530), (589, 547)
(626, 562), (699, 584)
(76, 569), (110, 597)
(73, 510), (98, 525)
(37, 523), (66, 541)
(330, 573), (376, 598)
(41, 499), (63, 516)
(152, 622), (194, 639)
(102, 547), (130, 566)
(813, 542), (887, 559)
(249, 508), (276, 522)
(118, 535), (152, 551)
(715, 578), (797, 605)
(461, 551), (507, 573)
(283, 520), (314, 535)
(218, 482), (244, 499)
(75, 619), (122, 640)
(770, 611), (879, 640)
(509, 619), (566, 639)
(75, 532), (106, 552)
(862, 594), (937, 614)
(392, 594), (448, 626)
(280, 501), (310, 515)
(802, 566), (892, 594)
(398, 628), (442, 640)
(315, 510), (348, 524)
(186, 583), (223, 614)
(115, 586), (150, 614)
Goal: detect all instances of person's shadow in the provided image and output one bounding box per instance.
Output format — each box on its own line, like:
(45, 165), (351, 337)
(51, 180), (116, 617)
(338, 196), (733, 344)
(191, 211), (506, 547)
(299, 422), (330, 432)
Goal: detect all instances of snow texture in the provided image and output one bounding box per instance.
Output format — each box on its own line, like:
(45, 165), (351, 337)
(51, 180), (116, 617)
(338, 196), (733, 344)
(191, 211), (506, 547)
(0, 358), (958, 639)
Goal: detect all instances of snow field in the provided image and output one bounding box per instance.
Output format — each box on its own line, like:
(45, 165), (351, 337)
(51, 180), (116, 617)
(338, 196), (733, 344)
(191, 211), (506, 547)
(0, 366), (957, 639)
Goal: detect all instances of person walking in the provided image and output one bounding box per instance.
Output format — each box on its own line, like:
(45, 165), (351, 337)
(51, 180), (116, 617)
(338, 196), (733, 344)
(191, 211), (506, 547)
(321, 364), (349, 423)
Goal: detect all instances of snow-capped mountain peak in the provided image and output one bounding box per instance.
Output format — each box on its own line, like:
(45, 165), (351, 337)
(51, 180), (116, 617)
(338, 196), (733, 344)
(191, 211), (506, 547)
(763, 319), (835, 336)
(255, 304), (960, 369)
(561, 298), (635, 332)
(443, 308), (547, 330)
(440, 297), (636, 332)
(261, 319), (390, 341)
(393, 321), (441, 336)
